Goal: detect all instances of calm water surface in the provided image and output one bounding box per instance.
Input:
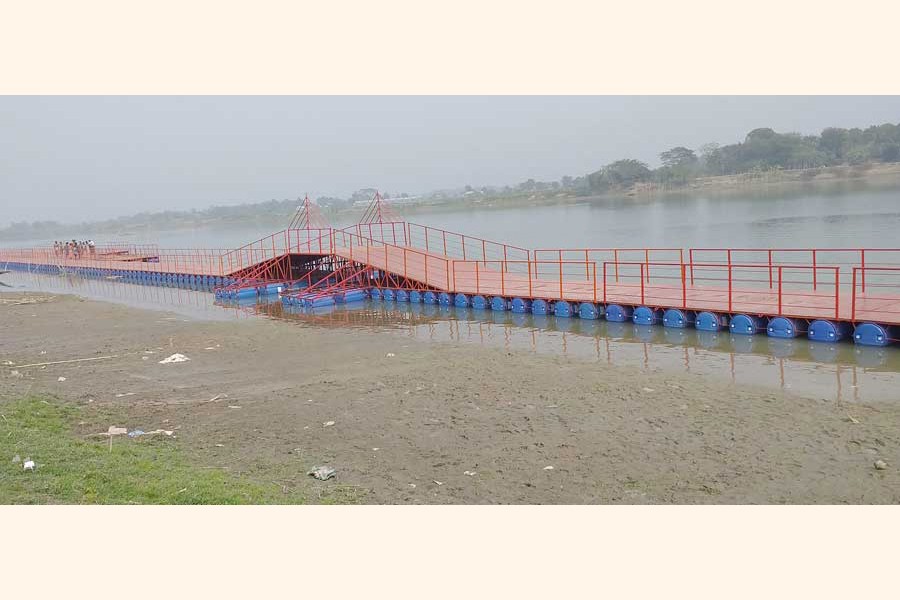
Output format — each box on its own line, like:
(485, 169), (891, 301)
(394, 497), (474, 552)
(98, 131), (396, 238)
(4, 185), (899, 398)
(3, 270), (899, 404)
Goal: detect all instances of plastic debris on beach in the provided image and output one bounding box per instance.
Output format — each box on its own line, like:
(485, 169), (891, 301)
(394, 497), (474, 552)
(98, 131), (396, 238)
(159, 353), (190, 364)
(23, 459), (35, 472)
(128, 429), (174, 438)
(307, 466), (336, 481)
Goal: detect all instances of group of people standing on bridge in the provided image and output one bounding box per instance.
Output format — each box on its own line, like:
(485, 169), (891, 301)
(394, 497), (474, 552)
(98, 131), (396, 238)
(53, 239), (95, 259)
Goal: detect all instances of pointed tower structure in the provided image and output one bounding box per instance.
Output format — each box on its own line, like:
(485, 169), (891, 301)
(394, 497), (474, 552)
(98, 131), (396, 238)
(357, 191), (402, 225)
(356, 191), (406, 245)
(289, 194), (330, 230)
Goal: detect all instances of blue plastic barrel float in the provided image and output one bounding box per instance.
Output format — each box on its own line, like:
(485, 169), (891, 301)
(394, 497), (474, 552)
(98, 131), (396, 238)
(766, 316), (807, 339)
(695, 311), (728, 332)
(531, 299), (551, 317)
(633, 306), (663, 325)
(235, 287), (257, 299)
(511, 297), (531, 313)
(342, 289), (367, 303)
(554, 300), (573, 318)
(409, 290), (423, 303)
(532, 299), (550, 315)
(729, 314), (765, 335)
(370, 288), (383, 300)
(395, 290), (409, 302)
(605, 304), (632, 322)
(454, 293), (470, 307)
(853, 323), (896, 347)
(306, 296), (335, 308)
(491, 296), (509, 311)
(423, 291), (438, 304)
(382, 288), (396, 301)
(578, 302), (602, 319)
(663, 308), (694, 328)
(471, 295), (488, 310)
(438, 292), (452, 306)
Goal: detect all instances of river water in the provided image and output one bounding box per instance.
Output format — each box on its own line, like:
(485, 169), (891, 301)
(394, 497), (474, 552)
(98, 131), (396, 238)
(3, 184), (899, 399)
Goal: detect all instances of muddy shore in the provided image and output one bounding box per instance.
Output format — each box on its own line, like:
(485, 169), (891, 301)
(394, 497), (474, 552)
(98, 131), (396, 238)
(1, 292), (898, 504)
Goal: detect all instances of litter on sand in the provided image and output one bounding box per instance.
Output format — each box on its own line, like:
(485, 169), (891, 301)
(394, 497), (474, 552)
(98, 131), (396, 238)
(433, 480), (444, 486)
(543, 465), (555, 470)
(463, 471), (477, 476)
(128, 429), (174, 438)
(875, 460), (888, 470)
(386, 353), (396, 358)
(322, 421), (335, 428)
(57, 376), (66, 382)
(159, 353), (190, 364)
(307, 466), (336, 481)
(23, 460), (35, 472)
(93, 426), (128, 437)
(115, 392), (136, 398)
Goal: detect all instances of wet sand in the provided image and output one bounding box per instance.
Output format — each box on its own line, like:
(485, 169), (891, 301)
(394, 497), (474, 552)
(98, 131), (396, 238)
(2, 292), (898, 504)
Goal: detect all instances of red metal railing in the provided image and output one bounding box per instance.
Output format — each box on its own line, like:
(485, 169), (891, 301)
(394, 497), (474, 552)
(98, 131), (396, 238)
(345, 221), (531, 265)
(332, 228), (451, 290)
(442, 258), (846, 321)
(850, 267), (900, 324)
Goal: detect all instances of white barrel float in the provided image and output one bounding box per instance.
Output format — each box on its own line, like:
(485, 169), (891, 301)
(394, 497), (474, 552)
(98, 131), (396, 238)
(511, 297), (531, 313)
(853, 323), (896, 347)
(532, 299), (550, 315)
(662, 308), (695, 328)
(579, 302), (602, 319)
(766, 316), (807, 339)
(554, 300), (573, 318)
(491, 296), (509, 311)
(633, 306), (663, 325)
(605, 304), (632, 322)
(729, 314), (765, 335)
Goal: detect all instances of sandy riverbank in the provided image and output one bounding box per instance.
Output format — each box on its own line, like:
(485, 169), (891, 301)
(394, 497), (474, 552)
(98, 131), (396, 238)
(1, 292), (898, 504)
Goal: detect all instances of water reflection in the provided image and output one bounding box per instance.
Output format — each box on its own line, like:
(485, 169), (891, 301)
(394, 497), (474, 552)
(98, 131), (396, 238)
(245, 299), (899, 404)
(4, 270), (899, 403)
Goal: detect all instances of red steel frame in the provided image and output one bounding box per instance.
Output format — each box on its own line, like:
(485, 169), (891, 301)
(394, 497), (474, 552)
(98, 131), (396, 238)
(3, 202), (900, 326)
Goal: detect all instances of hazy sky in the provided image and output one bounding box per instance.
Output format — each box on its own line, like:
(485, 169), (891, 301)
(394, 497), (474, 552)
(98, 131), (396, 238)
(1, 96), (899, 226)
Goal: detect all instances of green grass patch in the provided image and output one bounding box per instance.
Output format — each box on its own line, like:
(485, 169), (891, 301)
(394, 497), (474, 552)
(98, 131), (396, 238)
(0, 396), (357, 504)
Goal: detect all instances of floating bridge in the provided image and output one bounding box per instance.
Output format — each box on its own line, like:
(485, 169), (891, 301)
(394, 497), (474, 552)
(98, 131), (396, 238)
(2, 193), (899, 346)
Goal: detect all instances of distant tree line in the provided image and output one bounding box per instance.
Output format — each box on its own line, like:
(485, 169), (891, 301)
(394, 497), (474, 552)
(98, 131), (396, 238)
(576, 123), (900, 194)
(2, 122), (899, 240)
